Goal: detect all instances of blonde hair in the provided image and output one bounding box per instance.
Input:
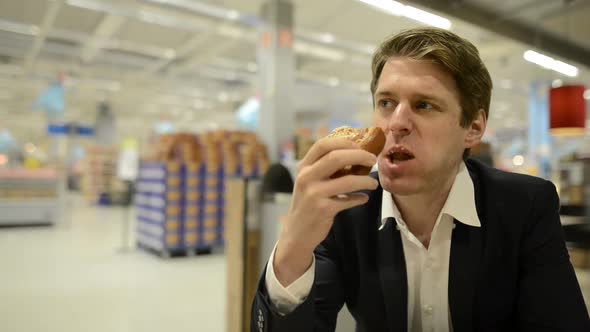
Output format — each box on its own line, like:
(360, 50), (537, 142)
(371, 27), (492, 127)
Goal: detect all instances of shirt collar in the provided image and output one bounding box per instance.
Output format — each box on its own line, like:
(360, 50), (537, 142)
(380, 162), (481, 229)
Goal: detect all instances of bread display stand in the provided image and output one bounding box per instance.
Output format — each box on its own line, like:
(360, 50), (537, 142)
(135, 162), (187, 257)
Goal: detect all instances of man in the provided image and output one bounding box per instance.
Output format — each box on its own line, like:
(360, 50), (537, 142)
(251, 27), (590, 331)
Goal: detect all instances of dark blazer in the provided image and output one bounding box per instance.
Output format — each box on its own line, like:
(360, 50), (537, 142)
(251, 158), (590, 331)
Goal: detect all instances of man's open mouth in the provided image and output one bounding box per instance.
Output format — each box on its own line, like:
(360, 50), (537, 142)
(386, 146), (415, 163)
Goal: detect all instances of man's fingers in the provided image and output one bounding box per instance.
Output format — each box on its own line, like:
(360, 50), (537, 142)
(318, 175), (379, 197)
(332, 192), (370, 211)
(306, 149), (377, 180)
(298, 137), (357, 170)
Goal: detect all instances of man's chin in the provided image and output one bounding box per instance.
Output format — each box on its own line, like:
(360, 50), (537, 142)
(377, 174), (419, 196)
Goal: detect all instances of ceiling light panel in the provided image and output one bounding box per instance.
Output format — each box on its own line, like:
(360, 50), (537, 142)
(355, 0), (451, 29)
(523, 50), (578, 77)
(145, 0), (242, 21)
(67, 0), (209, 32)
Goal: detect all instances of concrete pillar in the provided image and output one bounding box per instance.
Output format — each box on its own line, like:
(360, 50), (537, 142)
(257, 0), (295, 162)
(528, 81), (552, 179)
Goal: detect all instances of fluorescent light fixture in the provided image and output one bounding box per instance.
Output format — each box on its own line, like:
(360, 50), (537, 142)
(216, 24), (246, 39)
(247, 62), (258, 72)
(164, 49), (176, 59)
(226, 10), (240, 20)
(68, 0), (207, 32)
(364, 45), (376, 54)
(295, 28), (377, 54)
(225, 72), (238, 81)
(0, 19), (39, 36)
(356, 0), (405, 15)
(144, 0), (242, 21)
(294, 41), (346, 62)
(321, 33), (335, 43)
(355, 0), (451, 29)
(218, 92), (229, 102)
(523, 50), (578, 77)
(67, 0), (115, 13)
(402, 5), (451, 30)
(108, 40), (177, 59)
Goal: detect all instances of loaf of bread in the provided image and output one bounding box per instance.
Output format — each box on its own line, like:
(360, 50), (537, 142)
(170, 133), (201, 163)
(326, 126), (385, 177)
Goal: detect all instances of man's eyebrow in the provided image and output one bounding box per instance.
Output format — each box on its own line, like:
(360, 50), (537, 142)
(374, 91), (395, 97)
(414, 93), (447, 107)
(375, 91), (443, 101)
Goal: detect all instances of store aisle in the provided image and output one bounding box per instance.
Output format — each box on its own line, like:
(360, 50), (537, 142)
(0, 195), (225, 332)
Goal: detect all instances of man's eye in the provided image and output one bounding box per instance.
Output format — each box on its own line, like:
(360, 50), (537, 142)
(379, 100), (395, 109)
(416, 101), (434, 110)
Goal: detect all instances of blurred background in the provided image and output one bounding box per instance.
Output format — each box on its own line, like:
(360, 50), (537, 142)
(1, 0), (590, 331)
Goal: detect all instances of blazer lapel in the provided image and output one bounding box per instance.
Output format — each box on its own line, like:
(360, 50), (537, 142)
(377, 217), (408, 332)
(449, 220), (482, 331)
(449, 162), (486, 331)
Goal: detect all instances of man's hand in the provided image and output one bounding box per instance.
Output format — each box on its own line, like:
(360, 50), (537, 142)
(274, 137), (379, 287)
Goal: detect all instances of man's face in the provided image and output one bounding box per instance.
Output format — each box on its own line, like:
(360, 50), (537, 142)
(372, 57), (484, 195)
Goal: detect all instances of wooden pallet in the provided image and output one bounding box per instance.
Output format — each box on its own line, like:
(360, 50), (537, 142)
(137, 242), (212, 258)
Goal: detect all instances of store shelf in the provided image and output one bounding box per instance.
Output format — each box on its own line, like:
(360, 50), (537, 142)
(0, 168), (61, 226)
(0, 198), (59, 204)
(81, 144), (121, 204)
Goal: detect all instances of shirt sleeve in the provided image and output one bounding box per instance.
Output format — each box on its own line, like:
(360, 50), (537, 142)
(264, 243), (316, 315)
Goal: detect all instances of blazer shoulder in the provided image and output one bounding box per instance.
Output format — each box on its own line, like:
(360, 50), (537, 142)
(466, 158), (556, 204)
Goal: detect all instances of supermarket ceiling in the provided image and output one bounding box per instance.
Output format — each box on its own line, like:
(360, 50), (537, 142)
(0, 0), (590, 141)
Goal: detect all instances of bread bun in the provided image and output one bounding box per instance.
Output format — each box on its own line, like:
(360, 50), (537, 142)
(327, 126), (385, 177)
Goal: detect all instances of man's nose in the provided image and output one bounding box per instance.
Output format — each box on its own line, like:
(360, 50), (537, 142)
(387, 103), (412, 139)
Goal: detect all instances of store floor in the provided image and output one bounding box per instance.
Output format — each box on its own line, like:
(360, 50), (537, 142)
(1, 195), (590, 332)
(0, 195), (226, 332)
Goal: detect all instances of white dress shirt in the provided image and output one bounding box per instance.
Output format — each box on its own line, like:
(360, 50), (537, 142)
(265, 162), (481, 332)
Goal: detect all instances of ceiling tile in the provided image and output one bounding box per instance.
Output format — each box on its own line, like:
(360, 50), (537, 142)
(116, 19), (193, 49)
(54, 5), (105, 35)
(0, 0), (48, 25)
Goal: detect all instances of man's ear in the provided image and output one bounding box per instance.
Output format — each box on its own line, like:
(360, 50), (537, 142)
(464, 109), (487, 148)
